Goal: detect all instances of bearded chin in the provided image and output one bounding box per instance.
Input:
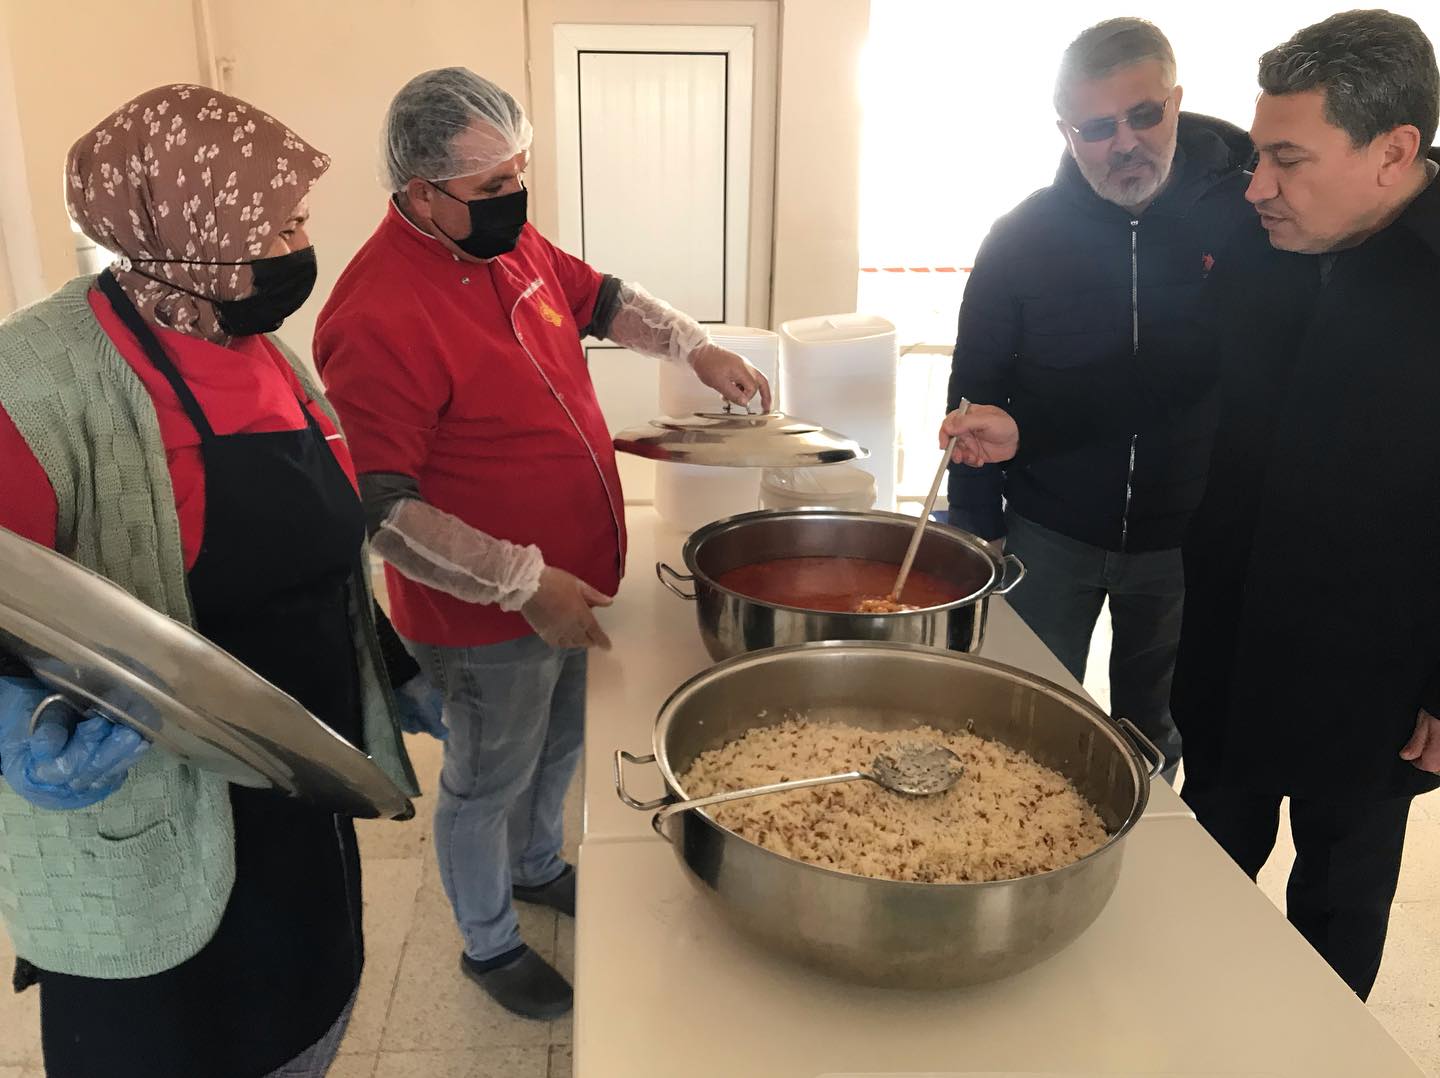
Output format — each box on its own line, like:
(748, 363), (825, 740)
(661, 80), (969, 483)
(1086, 156), (1172, 210)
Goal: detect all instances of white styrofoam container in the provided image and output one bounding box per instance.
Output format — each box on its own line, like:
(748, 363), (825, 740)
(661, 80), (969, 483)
(778, 313), (898, 509)
(759, 464), (876, 511)
(654, 462), (761, 532)
(659, 324), (780, 415)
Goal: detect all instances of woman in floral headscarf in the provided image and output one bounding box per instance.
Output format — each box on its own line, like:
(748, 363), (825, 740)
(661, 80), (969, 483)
(0, 85), (423, 1078)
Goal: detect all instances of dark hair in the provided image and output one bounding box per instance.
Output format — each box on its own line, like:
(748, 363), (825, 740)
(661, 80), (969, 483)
(1054, 18), (1176, 114)
(1258, 9), (1439, 150)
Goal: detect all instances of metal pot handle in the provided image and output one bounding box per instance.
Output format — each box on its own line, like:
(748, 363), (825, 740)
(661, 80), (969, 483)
(27, 693), (77, 737)
(1117, 718), (1165, 780)
(614, 749), (671, 811)
(995, 552), (1026, 595)
(655, 562), (697, 600)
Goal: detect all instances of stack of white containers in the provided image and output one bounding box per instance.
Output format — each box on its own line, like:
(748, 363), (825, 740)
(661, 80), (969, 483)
(653, 325), (781, 531)
(778, 314), (900, 510)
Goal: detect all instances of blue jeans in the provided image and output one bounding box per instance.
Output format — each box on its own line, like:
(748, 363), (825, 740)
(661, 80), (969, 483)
(405, 633), (586, 962)
(1004, 510), (1185, 776)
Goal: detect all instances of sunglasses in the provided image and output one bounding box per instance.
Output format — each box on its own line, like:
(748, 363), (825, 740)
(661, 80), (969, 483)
(1066, 97), (1172, 143)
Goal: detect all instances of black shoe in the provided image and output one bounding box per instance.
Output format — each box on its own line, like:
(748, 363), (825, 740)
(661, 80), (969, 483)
(512, 863), (576, 917)
(460, 946), (573, 1020)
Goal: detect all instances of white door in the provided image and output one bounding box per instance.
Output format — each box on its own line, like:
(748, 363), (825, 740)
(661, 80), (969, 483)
(553, 23), (762, 501)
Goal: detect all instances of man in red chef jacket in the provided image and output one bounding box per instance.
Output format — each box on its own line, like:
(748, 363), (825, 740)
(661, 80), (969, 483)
(315, 67), (770, 1020)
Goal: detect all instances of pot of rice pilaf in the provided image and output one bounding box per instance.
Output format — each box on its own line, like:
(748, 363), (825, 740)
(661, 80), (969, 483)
(614, 641), (1157, 988)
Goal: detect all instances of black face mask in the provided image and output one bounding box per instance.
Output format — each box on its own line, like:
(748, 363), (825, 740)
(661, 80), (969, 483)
(128, 247), (318, 336)
(426, 182), (527, 259)
(212, 248), (317, 336)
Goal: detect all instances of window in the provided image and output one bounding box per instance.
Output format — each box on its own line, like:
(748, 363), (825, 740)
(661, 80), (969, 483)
(859, 0), (1440, 499)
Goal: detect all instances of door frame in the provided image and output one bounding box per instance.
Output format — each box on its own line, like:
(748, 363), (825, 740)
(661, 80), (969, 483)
(552, 22), (759, 328)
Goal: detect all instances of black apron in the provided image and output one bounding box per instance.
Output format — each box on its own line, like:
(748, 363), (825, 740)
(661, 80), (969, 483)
(36, 273), (369, 1078)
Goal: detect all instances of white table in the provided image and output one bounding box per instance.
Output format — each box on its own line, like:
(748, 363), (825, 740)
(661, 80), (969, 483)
(576, 508), (1421, 1077)
(575, 821), (1421, 1077)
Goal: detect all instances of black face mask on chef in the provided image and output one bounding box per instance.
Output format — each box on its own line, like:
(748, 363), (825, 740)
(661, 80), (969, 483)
(126, 247), (318, 337)
(425, 180), (527, 260)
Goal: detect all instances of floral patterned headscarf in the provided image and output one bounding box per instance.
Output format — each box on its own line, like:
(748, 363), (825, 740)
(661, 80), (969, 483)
(65, 84), (329, 343)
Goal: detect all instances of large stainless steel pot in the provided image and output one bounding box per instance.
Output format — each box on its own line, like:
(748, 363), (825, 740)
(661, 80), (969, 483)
(656, 508), (1025, 660)
(615, 642), (1161, 988)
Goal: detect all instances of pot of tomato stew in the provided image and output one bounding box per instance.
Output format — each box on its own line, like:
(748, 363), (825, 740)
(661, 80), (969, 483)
(656, 509), (1025, 660)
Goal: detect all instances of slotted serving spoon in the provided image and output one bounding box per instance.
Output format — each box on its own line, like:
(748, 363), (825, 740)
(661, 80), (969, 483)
(652, 741), (964, 828)
(854, 398), (969, 614)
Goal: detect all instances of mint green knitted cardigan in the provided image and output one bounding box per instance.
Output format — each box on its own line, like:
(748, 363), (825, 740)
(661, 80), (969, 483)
(0, 277), (418, 978)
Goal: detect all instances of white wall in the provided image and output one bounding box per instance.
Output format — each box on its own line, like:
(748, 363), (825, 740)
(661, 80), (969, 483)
(0, 230), (14, 318)
(206, 0), (530, 365)
(0, 5), (39, 317)
(1, 0), (868, 340)
(771, 0), (868, 328)
(0, 0), (202, 300)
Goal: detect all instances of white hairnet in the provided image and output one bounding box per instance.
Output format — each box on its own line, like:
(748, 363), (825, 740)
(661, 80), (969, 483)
(383, 67), (534, 192)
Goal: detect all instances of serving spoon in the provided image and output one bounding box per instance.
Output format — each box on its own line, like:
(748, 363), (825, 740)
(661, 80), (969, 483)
(853, 398), (969, 614)
(653, 741), (965, 828)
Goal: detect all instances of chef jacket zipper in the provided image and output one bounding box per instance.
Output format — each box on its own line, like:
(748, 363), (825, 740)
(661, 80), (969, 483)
(503, 271), (624, 561)
(1121, 220), (1139, 552)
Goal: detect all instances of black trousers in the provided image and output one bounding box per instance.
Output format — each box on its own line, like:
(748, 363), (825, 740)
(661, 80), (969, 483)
(1181, 775), (1411, 1001)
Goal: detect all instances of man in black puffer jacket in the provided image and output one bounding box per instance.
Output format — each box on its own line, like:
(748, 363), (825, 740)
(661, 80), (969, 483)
(947, 18), (1253, 777)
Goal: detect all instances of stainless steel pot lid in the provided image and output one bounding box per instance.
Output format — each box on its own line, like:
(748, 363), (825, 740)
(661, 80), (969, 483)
(613, 408), (870, 468)
(0, 527), (414, 820)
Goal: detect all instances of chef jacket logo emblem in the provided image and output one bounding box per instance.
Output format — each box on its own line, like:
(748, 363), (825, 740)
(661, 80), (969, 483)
(1201, 252), (1216, 277)
(536, 295), (564, 328)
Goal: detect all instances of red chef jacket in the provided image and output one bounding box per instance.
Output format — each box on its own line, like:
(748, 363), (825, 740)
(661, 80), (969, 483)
(0, 288), (356, 563)
(314, 202), (627, 648)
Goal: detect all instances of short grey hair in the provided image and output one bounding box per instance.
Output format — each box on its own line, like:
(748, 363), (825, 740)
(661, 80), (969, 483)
(1258, 10), (1439, 151)
(1054, 18), (1177, 115)
(383, 67), (533, 193)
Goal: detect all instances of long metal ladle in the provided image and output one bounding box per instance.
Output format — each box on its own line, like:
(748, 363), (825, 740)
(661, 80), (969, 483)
(652, 741), (965, 828)
(854, 398), (969, 614)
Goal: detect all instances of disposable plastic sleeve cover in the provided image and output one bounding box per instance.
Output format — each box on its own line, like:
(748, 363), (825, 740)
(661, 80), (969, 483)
(603, 280), (710, 365)
(371, 498), (544, 612)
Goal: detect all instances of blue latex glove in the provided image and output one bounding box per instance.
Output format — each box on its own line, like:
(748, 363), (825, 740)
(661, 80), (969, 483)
(394, 673), (447, 741)
(0, 677), (151, 811)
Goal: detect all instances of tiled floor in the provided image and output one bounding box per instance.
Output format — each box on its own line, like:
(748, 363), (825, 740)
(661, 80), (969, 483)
(2, 637), (1437, 1076)
(328, 731), (580, 1078)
